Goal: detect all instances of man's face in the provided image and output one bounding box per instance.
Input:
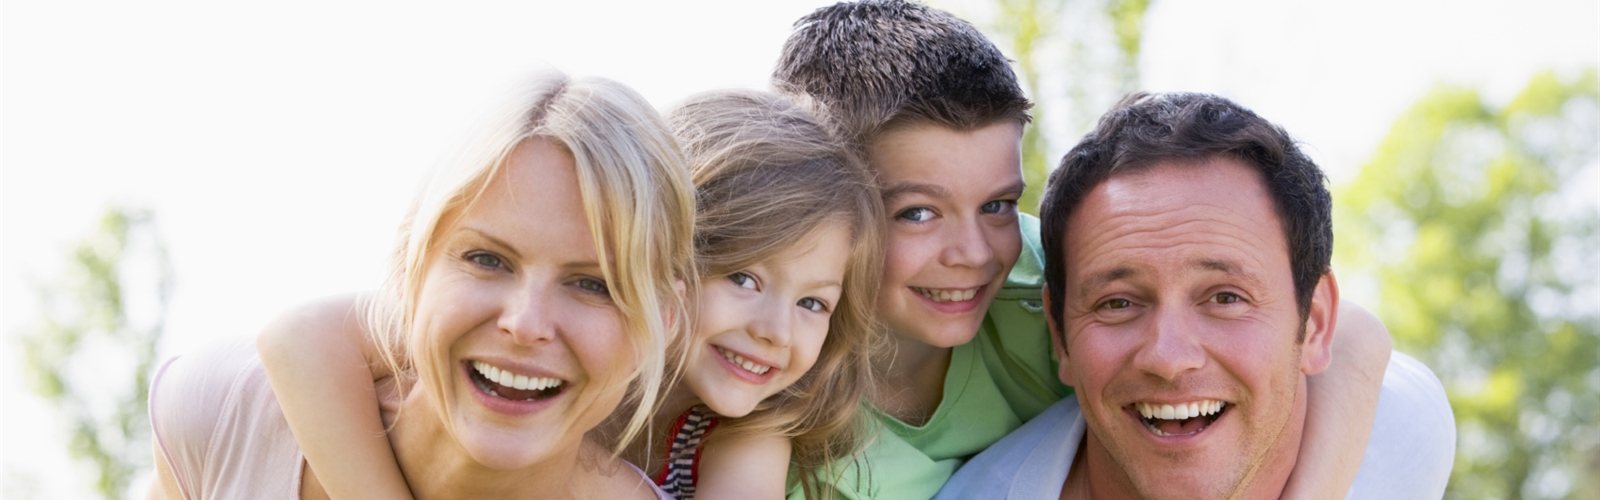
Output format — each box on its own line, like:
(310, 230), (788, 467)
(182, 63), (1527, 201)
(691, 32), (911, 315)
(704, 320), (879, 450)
(870, 121), (1025, 348)
(1051, 157), (1335, 500)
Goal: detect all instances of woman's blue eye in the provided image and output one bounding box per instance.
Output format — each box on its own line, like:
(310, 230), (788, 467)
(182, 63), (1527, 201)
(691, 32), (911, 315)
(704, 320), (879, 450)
(798, 297), (828, 313)
(467, 252), (503, 269)
(981, 200), (1018, 215)
(576, 278), (610, 294)
(897, 207), (935, 222)
(728, 272), (758, 290)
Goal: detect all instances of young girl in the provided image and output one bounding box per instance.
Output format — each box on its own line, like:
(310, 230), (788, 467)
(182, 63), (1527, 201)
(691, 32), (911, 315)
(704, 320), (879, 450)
(256, 89), (885, 499)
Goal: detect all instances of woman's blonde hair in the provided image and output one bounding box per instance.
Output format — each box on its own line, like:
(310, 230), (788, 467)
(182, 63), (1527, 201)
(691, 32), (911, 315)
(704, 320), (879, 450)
(367, 71), (695, 451)
(667, 89), (885, 499)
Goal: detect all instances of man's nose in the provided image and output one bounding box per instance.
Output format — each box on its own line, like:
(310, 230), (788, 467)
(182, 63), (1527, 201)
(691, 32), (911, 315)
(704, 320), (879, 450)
(1131, 305), (1206, 380)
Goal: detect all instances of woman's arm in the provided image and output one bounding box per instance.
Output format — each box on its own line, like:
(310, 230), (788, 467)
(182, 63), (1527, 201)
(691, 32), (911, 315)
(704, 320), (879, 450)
(1283, 301), (1393, 500)
(694, 433), (793, 500)
(148, 440), (185, 500)
(256, 292), (415, 500)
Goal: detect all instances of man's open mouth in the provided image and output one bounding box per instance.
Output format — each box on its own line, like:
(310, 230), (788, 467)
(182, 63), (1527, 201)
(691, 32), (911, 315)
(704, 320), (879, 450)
(467, 360), (565, 402)
(1134, 400), (1227, 437)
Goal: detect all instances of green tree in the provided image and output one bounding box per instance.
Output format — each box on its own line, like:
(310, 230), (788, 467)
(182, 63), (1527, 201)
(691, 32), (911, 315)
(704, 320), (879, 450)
(1336, 69), (1600, 500)
(20, 208), (173, 500)
(944, 0), (1152, 214)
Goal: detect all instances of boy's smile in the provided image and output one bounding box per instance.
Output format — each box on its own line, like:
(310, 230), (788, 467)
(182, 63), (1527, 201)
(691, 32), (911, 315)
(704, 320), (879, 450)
(870, 121), (1025, 348)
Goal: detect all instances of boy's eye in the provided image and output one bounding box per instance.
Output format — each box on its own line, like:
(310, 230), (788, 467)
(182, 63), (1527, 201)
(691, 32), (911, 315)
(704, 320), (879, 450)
(980, 200), (1018, 215)
(467, 251), (504, 269)
(798, 297), (829, 313)
(1211, 292), (1241, 305)
(576, 278), (610, 294)
(896, 207), (935, 222)
(728, 272), (758, 290)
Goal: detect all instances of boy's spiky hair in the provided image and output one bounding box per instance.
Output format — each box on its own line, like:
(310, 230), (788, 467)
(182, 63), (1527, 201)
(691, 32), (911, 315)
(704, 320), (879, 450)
(773, 0), (1032, 147)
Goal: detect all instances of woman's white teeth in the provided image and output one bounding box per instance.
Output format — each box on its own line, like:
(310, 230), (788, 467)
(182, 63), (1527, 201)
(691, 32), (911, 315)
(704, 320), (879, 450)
(914, 287), (978, 302)
(715, 346), (771, 375)
(472, 361), (562, 391)
(1136, 400), (1226, 420)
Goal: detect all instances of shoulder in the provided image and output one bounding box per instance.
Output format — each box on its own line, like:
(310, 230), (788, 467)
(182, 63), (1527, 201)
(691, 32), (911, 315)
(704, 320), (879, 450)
(698, 433), (791, 498)
(1006, 213), (1045, 289)
(1347, 351), (1456, 499)
(935, 398), (1084, 500)
(149, 338), (302, 499)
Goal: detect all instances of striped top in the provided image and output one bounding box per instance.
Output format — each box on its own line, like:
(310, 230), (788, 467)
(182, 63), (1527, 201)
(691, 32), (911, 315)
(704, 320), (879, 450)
(656, 405), (721, 499)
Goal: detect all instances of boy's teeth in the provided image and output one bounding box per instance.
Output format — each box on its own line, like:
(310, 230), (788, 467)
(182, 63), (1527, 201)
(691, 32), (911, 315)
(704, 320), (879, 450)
(715, 346), (772, 375)
(914, 287), (979, 302)
(472, 360), (562, 391)
(1135, 400), (1226, 420)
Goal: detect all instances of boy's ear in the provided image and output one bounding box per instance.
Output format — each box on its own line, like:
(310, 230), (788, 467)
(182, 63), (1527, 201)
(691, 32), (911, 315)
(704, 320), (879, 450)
(1042, 286), (1074, 387)
(1299, 272), (1339, 375)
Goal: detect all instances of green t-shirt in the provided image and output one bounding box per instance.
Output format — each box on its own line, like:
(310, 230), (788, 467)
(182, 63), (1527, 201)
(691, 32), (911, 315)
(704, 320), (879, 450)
(789, 214), (1072, 500)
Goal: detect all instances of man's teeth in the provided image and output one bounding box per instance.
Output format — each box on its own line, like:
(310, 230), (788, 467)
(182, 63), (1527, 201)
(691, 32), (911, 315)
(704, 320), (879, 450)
(913, 287), (979, 302)
(1136, 400), (1226, 420)
(715, 346), (771, 375)
(472, 361), (562, 391)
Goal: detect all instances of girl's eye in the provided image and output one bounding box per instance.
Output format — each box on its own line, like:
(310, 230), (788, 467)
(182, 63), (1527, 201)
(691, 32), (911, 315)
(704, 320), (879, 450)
(467, 251), (504, 269)
(896, 207), (935, 223)
(576, 278), (610, 295)
(981, 199), (1018, 215)
(1211, 292), (1241, 305)
(1102, 298), (1132, 310)
(728, 272), (758, 290)
(798, 297), (829, 313)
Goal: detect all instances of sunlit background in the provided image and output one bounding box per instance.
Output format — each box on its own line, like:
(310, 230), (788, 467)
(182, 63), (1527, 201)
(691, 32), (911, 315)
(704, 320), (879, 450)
(3, 0), (1596, 498)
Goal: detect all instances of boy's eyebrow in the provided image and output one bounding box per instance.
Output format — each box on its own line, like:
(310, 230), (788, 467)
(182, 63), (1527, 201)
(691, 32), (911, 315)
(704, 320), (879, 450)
(991, 180), (1027, 198)
(881, 182), (953, 203)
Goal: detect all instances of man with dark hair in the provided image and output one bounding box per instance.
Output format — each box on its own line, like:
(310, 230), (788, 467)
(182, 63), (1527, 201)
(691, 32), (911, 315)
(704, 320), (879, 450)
(935, 92), (1456, 499)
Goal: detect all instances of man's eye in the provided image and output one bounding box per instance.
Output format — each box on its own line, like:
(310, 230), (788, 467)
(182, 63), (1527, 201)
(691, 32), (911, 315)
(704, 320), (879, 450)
(981, 200), (1018, 215)
(1102, 298), (1132, 310)
(1212, 292), (1241, 305)
(798, 297), (829, 313)
(896, 207), (934, 222)
(576, 278), (610, 294)
(467, 252), (503, 269)
(728, 272), (758, 290)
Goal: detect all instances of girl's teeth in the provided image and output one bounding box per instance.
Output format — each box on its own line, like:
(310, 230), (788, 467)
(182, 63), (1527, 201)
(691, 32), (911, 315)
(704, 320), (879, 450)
(716, 346), (772, 375)
(472, 360), (563, 391)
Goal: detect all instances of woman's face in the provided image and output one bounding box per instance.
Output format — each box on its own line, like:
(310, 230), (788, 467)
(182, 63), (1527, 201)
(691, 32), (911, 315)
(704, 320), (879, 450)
(411, 138), (636, 469)
(683, 224), (852, 418)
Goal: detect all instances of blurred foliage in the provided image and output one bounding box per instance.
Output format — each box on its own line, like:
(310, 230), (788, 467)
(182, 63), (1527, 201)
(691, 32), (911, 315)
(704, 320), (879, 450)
(949, 0), (1151, 214)
(20, 208), (172, 500)
(1336, 69), (1600, 499)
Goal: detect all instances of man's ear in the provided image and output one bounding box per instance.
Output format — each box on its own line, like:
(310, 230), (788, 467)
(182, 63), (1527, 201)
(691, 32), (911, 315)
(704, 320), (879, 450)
(1043, 286), (1075, 387)
(1300, 272), (1339, 375)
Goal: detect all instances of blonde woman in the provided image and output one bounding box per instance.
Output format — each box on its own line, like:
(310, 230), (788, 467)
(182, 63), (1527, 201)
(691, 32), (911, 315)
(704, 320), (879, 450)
(148, 72), (694, 499)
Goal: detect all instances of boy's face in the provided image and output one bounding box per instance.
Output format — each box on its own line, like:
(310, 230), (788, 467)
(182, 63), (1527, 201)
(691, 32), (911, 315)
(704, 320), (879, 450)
(869, 121), (1025, 348)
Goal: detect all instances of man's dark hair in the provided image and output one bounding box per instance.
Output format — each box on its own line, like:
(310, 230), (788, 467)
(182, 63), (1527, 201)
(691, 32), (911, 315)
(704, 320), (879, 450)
(1039, 92), (1333, 340)
(772, 0), (1032, 148)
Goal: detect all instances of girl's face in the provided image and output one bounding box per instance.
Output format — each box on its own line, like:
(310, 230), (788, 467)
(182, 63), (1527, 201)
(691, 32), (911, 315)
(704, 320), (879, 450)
(411, 139), (637, 469)
(683, 224), (853, 418)
(869, 121), (1025, 348)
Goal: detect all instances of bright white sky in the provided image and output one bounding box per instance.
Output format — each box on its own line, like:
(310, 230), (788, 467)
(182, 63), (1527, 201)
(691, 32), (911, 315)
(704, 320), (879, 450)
(2, 0), (1596, 497)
